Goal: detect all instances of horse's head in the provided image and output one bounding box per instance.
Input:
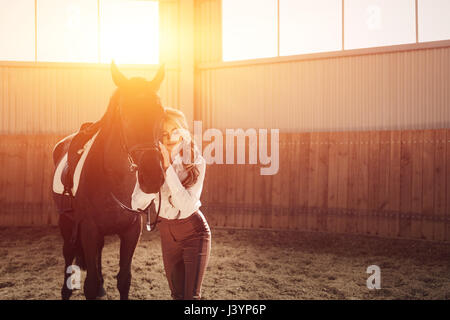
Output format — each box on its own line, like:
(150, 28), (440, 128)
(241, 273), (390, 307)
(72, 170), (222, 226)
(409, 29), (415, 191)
(111, 61), (165, 194)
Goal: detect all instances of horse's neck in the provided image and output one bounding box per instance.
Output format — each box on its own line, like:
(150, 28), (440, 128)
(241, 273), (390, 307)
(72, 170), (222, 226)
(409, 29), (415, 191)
(80, 110), (132, 198)
(76, 104), (136, 209)
(100, 115), (130, 178)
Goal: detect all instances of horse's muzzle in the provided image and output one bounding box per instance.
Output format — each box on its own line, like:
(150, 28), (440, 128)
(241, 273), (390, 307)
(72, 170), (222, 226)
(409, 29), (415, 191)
(136, 149), (165, 193)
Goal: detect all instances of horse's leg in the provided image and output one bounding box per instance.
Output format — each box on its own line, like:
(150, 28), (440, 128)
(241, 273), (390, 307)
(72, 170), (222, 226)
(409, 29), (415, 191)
(59, 216), (75, 300)
(80, 219), (101, 300)
(61, 240), (76, 300)
(117, 216), (142, 300)
(96, 236), (107, 299)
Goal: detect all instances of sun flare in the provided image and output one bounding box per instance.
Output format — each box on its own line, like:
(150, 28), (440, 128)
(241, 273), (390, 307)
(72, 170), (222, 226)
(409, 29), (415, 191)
(100, 0), (159, 64)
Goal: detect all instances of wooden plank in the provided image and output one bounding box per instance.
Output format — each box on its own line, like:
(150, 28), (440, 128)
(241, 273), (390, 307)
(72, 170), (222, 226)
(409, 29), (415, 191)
(44, 137), (58, 225)
(378, 130), (391, 237)
(433, 129), (446, 241)
(40, 137), (55, 226)
(411, 130), (424, 239)
(368, 131), (380, 236)
(11, 138), (21, 226)
(216, 138), (227, 227)
(307, 132), (320, 231)
(0, 138), (10, 226)
(205, 163), (213, 216)
(225, 162), (236, 227)
(39, 137), (48, 226)
(346, 131), (359, 234)
(255, 132), (272, 229)
(288, 133), (300, 230)
(261, 131), (274, 229)
(201, 163), (213, 226)
(422, 130), (435, 240)
(243, 162), (254, 229)
(446, 129), (450, 242)
(50, 135), (65, 225)
(252, 133), (264, 229)
(280, 134), (291, 230)
(210, 163), (221, 228)
(327, 132), (339, 234)
(234, 161), (245, 229)
(317, 132), (329, 232)
(336, 132), (349, 234)
(199, 129), (211, 210)
(12, 137), (21, 226)
(211, 166), (222, 227)
(12, 137), (27, 226)
(297, 132), (310, 231)
(270, 133), (283, 230)
(358, 131), (369, 235)
(262, 174), (273, 229)
(3, 138), (13, 226)
(388, 131), (401, 238)
(236, 132), (254, 229)
(399, 130), (412, 238)
(0, 137), (6, 225)
(33, 136), (45, 225)
(23, 136), (35, 225)
(252, 171), (263, 229)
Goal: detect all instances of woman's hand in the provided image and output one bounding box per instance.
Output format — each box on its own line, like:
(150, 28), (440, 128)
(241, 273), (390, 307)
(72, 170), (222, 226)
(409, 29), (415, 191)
(159, 142), (171, 170)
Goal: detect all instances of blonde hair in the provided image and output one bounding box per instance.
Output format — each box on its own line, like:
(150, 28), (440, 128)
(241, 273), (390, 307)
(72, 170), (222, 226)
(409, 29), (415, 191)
(163, 107), (199, 188)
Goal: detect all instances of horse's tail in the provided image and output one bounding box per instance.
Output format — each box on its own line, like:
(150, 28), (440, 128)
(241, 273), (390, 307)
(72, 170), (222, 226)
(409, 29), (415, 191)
(59, 214), (87, 271)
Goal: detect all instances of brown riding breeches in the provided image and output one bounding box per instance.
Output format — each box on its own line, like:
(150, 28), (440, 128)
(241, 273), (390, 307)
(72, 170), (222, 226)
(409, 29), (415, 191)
(158, 212), (211, 300)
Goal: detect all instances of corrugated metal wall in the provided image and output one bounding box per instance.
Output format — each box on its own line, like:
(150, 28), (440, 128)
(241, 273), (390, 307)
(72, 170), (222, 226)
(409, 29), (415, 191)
(196, 46), (450, 132)
(0, 64), (179, 134)
(194, 0), (222, 64)
(194, 0), (450, 132)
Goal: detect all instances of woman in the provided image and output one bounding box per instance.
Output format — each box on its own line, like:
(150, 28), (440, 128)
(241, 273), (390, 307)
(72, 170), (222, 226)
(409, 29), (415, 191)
(132, 107), (211, 300)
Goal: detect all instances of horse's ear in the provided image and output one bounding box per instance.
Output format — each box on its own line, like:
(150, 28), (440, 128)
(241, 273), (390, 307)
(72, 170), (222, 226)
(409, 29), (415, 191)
(111, 60), (128, 88)
(149, 64), (165, 91)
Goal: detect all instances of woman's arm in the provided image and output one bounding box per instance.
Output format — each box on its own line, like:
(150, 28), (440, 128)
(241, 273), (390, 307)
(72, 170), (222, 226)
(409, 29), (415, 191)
(164, 155), (206, 214)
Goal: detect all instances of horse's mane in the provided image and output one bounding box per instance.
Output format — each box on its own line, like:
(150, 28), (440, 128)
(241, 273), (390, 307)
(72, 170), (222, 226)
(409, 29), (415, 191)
(99, 89), (120, 129)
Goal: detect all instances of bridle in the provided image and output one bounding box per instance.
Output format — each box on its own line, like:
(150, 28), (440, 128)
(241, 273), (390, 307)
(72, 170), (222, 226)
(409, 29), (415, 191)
(110, 97), (165, 232)
(117, 100), (164, 173)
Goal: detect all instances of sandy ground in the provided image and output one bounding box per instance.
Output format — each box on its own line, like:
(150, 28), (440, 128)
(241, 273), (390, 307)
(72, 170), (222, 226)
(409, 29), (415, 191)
(0, 226), (449, 300)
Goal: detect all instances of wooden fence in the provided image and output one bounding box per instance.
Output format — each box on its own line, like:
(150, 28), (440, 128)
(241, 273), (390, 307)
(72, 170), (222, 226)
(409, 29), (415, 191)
(0, 129), (449, 241)
(201, 129), (450, 241)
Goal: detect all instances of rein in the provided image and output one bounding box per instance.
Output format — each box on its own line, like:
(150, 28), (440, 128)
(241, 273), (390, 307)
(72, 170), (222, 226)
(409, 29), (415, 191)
(111, 191), (162, 232)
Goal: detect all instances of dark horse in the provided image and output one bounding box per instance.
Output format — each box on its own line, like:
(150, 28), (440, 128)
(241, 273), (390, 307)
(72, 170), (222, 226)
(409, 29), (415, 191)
(52, 62), (166, 299)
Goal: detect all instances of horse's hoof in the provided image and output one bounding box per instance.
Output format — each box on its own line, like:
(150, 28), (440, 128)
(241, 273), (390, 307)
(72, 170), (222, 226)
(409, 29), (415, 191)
(61, 287), (73, 300)
(96, 286), (107, 300)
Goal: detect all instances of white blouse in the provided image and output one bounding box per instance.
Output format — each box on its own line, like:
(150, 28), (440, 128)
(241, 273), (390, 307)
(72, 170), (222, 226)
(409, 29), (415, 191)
(131, 146), (206, 220)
